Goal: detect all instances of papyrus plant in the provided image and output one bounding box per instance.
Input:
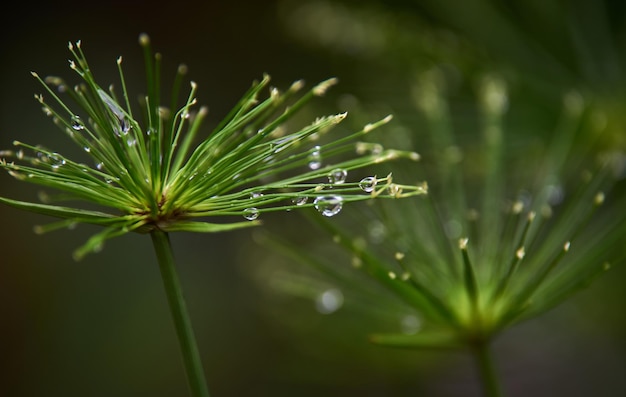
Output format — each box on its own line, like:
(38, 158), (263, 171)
(261, 69), (626, 396)
(0, 34), (426, 396)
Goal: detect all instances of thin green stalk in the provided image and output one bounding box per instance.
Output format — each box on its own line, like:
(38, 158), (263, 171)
(150, 229), (210, 397)
(472, 341), (503, 397)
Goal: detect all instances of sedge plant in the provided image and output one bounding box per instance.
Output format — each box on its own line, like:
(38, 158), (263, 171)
(259, 69), (626, 396)
(0, 34), (427, 396)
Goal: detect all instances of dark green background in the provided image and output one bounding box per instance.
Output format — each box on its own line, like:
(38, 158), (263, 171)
(1, 1), (625, 396)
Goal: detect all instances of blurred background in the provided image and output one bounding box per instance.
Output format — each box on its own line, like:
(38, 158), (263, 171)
(0, 0), (625, 396)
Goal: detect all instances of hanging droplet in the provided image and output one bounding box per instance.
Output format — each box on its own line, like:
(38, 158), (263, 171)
(359, 176), (377, 192)
(96, 162), (105, 171)
(71, 115), (85, 131)
(314, 195), (343, 217)
(308, 146), (322, 170)
(292, 196), (308, 206)
(243, 207), (259, 220)
(83, 146), (91, 153)
(328, 168), (348, 185)
(250, 192), (264, 199)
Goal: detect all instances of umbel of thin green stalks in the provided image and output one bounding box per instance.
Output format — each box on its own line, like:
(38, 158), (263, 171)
(0, 34), (425, 260)
(0, 34), (426, 397)
(260, 69), (626, 396)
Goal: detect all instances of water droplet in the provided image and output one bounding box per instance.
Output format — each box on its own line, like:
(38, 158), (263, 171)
(126, 138), (137, 147)
(314, 195), (343, 217)
(292, 196), (308, 206)
(49, 153), (66, 170)
(71, 116), (85, 131)
(328, 168), (347, 185)
(250, 192), (264, 199)
(120, 118), (131, 134)
(308, 146), (322, 170)
(243, 208), (259, 220)
(96, 162), (104, 171)
(368, 220), (386, 243)
(315, 288), (343, 314)
(83, 146), (91, 153)
(400, 314), (422, 334)
(359, 176), (377, 192)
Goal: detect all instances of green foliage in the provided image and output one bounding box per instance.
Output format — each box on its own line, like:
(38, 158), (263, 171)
(0, 34), (425, 260)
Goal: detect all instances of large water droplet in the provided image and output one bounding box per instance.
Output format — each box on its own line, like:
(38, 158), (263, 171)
(315, 288), (344, 314)
(328, 168), (347, 184)
(243, 208), (259, 220)
(308, 146), (322, 170)
(359, 176), (377, 192)
(314, 195), (343, 217)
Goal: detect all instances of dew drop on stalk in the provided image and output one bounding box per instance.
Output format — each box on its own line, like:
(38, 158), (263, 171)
(308, 146), (322, 170)
(328, 168), (347, 185)
(96, 162), (104, 171)
(49, 153), (66, 170)
(250, 192), (264, 199)
(314, 195), (343, 217)
(83, 146), (91, 153)
(243, 207), (259, 220)
(71, 115), (85, 131)
(120, 118), (131, 135)
(359, 176), (377, 192)
(292, 196), (308, 206)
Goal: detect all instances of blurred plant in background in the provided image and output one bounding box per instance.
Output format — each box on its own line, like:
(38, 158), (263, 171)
(245, 1), (626, 396)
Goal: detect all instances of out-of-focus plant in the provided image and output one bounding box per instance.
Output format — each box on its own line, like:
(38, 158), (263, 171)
(257, 67), (626, 396)
(0, 34), (426, 396)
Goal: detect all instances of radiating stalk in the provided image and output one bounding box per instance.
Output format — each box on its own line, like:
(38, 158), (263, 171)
(151, 229), (210, 397)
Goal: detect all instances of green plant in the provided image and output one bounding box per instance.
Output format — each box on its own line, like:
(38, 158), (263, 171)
(0, 34), (426, 396)
(260, 69), (626, 396)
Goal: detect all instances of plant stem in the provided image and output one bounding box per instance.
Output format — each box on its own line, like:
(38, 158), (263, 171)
(151, 229), (210, 397)
(473, 341), (503, 397)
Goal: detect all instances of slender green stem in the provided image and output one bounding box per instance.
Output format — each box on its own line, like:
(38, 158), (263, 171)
(150, 229), (210, 397)
(472, 341), (503, 397)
